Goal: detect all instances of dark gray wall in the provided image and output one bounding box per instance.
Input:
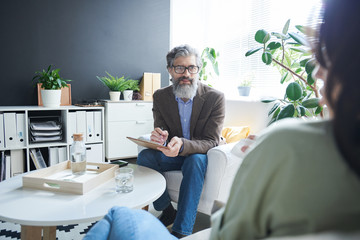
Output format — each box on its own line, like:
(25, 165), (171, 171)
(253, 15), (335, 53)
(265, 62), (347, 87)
(0, 0), (170, 106)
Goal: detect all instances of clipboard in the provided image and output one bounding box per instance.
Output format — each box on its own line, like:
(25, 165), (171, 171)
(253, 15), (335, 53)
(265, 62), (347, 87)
(126, 136), (170, 151)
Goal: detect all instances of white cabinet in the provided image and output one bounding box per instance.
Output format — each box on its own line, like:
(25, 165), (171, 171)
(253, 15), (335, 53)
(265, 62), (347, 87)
(0, 106), (105, 179)
(103, 101), (153, 160)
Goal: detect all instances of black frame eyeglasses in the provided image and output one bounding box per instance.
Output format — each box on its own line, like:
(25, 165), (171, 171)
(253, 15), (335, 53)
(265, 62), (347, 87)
(172, 65), (200, 74)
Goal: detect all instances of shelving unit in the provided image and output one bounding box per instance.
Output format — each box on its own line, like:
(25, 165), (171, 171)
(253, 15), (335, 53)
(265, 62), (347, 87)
(0, 105), (105, 179)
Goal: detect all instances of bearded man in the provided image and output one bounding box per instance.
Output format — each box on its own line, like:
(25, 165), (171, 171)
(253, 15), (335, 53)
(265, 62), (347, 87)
(137, 44), (225, 238)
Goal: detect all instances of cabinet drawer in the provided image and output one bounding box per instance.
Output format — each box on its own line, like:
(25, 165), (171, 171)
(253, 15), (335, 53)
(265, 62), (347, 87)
(106, 120), (153, 159)
(106, 102), (153, 122)
(86, 143), (103, 163)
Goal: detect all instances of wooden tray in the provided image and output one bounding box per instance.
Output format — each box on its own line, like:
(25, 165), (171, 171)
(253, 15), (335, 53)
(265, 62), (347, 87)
(22, 161), (118, 194)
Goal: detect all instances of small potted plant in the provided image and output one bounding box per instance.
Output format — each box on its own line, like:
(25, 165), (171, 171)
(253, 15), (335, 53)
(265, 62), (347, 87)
(237, 78), (253, 96)
(97, 72), (127, 101)
(122, 79), (140, 101)
(32, 65), (71, 107)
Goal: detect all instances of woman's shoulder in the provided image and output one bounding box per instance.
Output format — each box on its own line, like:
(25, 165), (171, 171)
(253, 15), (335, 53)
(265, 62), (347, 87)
(260, 118), (331, 140)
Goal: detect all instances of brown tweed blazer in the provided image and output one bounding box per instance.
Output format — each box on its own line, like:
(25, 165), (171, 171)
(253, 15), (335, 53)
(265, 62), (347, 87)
(152, 82), (225, 156)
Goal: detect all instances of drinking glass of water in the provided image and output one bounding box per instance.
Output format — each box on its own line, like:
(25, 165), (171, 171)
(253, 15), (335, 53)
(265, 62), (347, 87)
(115, 167), (134, 193)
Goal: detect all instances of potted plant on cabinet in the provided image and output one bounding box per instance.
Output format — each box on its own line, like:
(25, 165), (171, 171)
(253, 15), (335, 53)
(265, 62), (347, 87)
(32, 65), (71, 107)
(245, 19), (322, 125)
(97, 72), (128, 101)
(122, 79), (140, 101)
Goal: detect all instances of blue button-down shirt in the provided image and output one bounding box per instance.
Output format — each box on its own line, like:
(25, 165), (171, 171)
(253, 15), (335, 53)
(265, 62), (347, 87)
(175, 96), (193, 140)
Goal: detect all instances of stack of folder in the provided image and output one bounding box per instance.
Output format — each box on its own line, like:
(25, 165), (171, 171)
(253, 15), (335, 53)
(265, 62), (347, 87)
(29, 120), (62, 143)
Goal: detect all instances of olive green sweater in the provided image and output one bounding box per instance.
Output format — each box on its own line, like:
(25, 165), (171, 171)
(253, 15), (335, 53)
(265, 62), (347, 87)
(210, 119), (360, 239)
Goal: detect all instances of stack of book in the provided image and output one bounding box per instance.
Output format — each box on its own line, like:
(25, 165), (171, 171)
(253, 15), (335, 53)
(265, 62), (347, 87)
(29, 120), (62, 143)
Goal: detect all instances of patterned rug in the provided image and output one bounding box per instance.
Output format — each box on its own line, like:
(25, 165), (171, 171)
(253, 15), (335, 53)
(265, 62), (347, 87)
(0, 220), (96, 240)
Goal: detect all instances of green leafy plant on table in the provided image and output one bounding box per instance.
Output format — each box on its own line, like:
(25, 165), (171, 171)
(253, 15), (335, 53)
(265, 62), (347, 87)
(199, 47), (220, 87)
(245, 19), (322, 125)
(124, 79), (140, 91)
(239, 79), (252, 87)
(32, 65), (71, 89)
(97, 72), (129, 92)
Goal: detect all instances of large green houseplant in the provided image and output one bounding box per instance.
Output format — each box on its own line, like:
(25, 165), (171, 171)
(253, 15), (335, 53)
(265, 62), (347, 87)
(32, 65), (71, 107)
(199, 47), (219, 87)
(245, 19), (322, 125)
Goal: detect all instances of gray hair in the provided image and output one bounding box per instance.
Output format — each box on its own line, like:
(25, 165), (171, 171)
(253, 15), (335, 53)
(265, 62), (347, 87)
(166, 44), (202, 69)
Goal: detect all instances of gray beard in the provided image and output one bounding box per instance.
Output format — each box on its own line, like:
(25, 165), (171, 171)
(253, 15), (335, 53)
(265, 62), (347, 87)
(172, 78), (198, 99)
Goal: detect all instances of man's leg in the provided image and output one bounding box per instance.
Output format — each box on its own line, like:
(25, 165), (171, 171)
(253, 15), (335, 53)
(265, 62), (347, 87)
(172, 153), (208, 236)
(137, 149), (183, 211)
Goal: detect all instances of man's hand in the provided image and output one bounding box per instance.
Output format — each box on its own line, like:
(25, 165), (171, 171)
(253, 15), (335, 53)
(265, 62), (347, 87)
(159, 136), (183, 157)
(150, 127), (168, 145)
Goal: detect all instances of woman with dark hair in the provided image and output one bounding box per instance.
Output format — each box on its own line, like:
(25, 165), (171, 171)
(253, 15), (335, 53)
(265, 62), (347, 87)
(84, 0), (360, 239)
(209, 0), (360, 239)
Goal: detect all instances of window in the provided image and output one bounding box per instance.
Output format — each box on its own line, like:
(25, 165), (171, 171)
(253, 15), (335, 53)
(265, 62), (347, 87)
(170, 0), (322, 98)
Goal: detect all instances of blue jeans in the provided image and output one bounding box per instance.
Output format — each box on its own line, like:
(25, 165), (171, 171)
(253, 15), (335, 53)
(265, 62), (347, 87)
(137, 149), (208, 235)
(84, 206), (177, 240)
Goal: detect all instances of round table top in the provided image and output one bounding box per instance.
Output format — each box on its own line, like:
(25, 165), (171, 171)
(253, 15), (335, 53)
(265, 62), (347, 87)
(0, 164), (166, 226)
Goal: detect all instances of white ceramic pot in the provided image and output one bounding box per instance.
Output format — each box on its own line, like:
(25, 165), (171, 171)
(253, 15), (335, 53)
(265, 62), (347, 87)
(123, 90), (133, 101)
(109, 91), (121, 101)
(41, 89), (61, 107)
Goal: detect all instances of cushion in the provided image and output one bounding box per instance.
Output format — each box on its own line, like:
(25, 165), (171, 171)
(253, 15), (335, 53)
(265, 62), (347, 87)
(221, 126), (250, 143)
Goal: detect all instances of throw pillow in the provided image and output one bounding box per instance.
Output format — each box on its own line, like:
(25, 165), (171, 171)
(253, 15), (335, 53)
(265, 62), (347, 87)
(221, 126), (250, 144)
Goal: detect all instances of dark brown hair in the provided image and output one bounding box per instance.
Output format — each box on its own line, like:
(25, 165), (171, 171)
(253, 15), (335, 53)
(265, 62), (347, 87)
(315, 0), (360, 176)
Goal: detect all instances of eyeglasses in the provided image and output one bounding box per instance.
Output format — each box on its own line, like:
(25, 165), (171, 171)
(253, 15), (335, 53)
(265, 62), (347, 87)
(173, 65), (200, 74)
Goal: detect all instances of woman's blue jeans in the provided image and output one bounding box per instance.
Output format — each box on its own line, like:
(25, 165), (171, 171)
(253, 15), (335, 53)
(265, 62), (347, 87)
(84, 206), (177, 240)
(137, 149), (208, 235)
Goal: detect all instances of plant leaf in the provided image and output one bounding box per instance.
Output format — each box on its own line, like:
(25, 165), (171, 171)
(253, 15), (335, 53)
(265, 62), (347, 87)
(315, 105), (323, 115)
(267, 42), (281, 50)
(300, 58), (311, 67)
(280, 72), (288, 84)
(302, 98), (320, 108)
(277, 104), (295, 120)
(282, 19), (290, 35)
(288, 32), (309, 46)
(262, 52), (272, 65)
(255, 29), (270, 44)
(245, 47), (263, 57)
(299, 105), (307, 116)
(286, 82), (303, 101)
(305, 58), (316, 74)
(272, 32), (287, 39)
(289, 47), (308, 53)
(307, 74), (315, 85)
(268, 102), (280, 116)
(209, 48), (216, 59)
(261, 97), (277, 103)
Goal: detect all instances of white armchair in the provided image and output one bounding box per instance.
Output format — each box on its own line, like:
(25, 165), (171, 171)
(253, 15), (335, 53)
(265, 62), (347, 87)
(138, 98), (271, 215)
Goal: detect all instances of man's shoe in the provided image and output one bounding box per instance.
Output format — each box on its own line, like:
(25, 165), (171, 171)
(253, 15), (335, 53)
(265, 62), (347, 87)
(171, 231), (187, 239)
(158, 204), (177, 227)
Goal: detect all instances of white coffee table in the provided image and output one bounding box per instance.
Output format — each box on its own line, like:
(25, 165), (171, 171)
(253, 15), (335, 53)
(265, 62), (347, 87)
(0, 164), (166, 240)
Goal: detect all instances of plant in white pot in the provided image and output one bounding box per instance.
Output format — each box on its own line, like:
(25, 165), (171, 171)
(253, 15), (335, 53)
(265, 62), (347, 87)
(32, 65), (71, 107)
(122, 79), (140, 101)
(97, 72), (127, 101)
